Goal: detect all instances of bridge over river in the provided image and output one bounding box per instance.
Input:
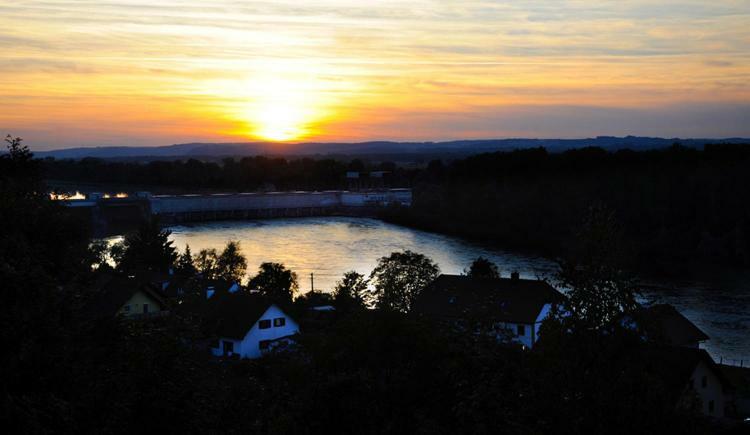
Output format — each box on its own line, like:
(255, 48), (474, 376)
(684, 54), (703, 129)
(61, 189), (412, 236)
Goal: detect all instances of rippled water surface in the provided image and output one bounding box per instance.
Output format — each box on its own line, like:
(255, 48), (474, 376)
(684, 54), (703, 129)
(167, 217), (750, 363)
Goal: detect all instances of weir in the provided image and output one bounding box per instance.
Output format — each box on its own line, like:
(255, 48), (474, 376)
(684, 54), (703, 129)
(61, 189), (412, 235)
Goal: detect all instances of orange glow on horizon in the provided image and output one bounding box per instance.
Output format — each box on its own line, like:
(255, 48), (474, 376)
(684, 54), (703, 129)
(1, 1), (749, 148)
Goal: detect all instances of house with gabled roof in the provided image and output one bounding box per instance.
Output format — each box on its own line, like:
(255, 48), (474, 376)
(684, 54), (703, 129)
(639, 346), (734, 419)
(87, 275), (167, 319)
(412, 273), (565, 348)
(184, 292), (300, 359)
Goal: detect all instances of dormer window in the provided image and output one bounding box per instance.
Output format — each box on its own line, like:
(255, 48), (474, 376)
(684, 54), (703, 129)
(274, 317), (286, 327)
(259, 319), (271, 329)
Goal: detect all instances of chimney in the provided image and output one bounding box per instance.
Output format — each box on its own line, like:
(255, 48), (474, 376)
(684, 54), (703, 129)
(510, 271), (520, 281)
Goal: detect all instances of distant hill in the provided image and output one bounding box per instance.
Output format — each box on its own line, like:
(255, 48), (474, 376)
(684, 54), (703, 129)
(34, 136), (749, 160)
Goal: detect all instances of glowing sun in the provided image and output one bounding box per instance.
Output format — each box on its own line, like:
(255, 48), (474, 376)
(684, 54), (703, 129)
(244, 76), (324, 142)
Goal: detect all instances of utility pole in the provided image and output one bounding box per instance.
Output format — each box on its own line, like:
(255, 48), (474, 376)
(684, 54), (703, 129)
(310, 272), (314, 292)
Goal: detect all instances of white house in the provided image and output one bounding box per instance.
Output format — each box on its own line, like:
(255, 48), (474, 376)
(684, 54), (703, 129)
(198, 293), (300, 359)
(642, 346), (733, 419)
(412, 273), (565, 348)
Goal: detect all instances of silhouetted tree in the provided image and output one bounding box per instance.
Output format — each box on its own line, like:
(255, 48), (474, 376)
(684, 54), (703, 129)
(88, 239), (113, 271)
(216, 240), (247, 283)
(175, 244), (197, 276)
(370, 250), (439, 312)
(249, 262), (298, 304)
(194, 248), (218, 278)
(112, 217), (177, 274)
(465, 257), (500, 279)
(556, 203), (638, 330)
(332, 270), (369, 310)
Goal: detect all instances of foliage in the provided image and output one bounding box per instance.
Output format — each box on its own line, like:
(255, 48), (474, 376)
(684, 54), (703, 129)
(175, 244), (197, 276)
(465, 257), (500, 279)
(369, 250), (440, 312)
(0, 136), (93, 431)
(111, 217), (177, 274)
(555, 203), (639, 330)
(216, 240), (247, 283)
(88, 239), (113, 271)
(248, 262), (298, 304)
(194, 248), (219, 278)
(332, 270), (370, 310)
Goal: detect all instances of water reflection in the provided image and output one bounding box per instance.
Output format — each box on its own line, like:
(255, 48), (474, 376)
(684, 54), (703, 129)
(168, 217), (558, 292)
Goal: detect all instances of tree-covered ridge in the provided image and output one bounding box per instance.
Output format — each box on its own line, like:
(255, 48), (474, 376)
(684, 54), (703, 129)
(42, 155), (413, 192)
(396, 144), (750, 272)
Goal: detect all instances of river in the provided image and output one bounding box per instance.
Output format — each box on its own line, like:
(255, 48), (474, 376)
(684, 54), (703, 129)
(166, 216), (750, 364)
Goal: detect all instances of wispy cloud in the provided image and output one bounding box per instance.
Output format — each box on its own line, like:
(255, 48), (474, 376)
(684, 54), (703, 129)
(1, 0), (749, 148)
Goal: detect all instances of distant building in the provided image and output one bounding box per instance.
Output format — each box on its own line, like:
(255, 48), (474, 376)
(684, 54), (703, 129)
(87, 276), (167, 319)
(184, 292), (300, 359)
(412, 274), (565, 348)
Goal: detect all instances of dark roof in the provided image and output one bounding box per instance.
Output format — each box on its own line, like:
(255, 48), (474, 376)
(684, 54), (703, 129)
(184, 292), (278, 340)
(86, 275), (166, 317)
(162, 277), (238, 299)
(638, 304), (709, 346)
(413, 274), (565, 324)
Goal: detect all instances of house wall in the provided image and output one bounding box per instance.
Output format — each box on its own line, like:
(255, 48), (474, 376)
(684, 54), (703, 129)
(493, 322), (534, 348)
(211, 305), (300, 359)
(239, 305), (300, 359)
(687, 360), (730, 418)
(492, 304), (553, 349)
(119, 291), (163, 317)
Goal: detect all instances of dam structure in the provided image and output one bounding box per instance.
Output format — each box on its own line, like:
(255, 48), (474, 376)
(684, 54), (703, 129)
(150, 189), (412, 223)
(62, 189), (412, 235)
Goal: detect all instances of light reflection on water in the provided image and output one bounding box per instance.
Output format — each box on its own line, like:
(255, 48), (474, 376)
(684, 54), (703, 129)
(165, 217), (749, 363)
(167, 217), (559, 290)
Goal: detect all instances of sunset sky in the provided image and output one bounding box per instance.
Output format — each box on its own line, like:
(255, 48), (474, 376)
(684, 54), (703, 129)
(1, 0), (749, 150)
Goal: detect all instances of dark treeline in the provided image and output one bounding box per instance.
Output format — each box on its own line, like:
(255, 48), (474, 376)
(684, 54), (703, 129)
(391, 144), (750, 274)
(42, 156), (415, 191)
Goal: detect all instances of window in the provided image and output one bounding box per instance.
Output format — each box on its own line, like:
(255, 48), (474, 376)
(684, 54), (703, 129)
(143, 303), (149, 314)
(123, 305), (131, 312)
(701, 376), (707, 388)
(259, 340), (271, 350)
(708, 400), (714, 414)
(222, 340), (234, 356)
(274, 317), (286, 327)
(516, 324), (525, 336)
(259, 319), (271, 329)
